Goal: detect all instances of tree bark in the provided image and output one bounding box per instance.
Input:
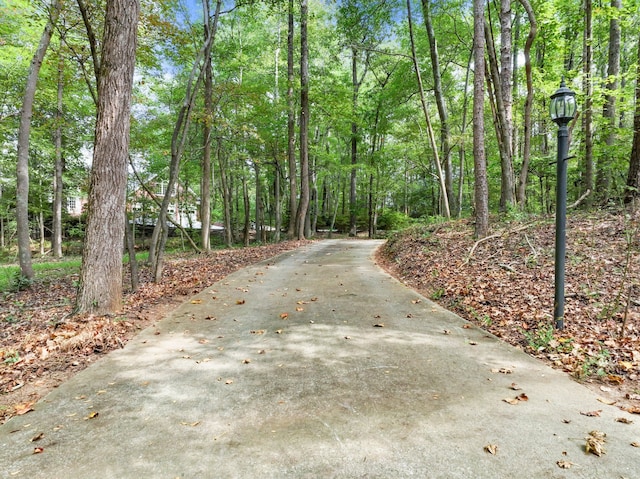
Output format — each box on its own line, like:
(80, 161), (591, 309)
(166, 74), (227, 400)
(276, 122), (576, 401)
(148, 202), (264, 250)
(349, 47), (359, 237)
(600, 0), (621, 201)
(295, 0), (310, 240)
(625, 32), (640, 203)
(515, 0), (537, 206)
(583, 0), (594, 204)
(16, 0), (62, 280)
(421, 0), (455, 214)
(473, 0), (489, 238)
(201, 1), (218, 252)
(76, 0), (139, 314)
(407, 0), (450, 218)
(286, 0), (298, 239)
(52, 47), (65, 258)
(150, 0), (220, 280)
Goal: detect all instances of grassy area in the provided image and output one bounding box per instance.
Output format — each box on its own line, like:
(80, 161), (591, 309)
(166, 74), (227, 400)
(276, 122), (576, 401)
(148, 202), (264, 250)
(0, 251), (150, 293)
(0, 258), (82, 292)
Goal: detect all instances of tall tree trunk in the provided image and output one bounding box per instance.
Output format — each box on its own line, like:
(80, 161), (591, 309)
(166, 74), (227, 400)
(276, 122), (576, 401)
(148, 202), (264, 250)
(295, 0), (310, 240)
(150, 0), (220, 280)
(217, 138), (233, 246)
(52, 48), (65, 258)
(201, 1), (219, 252)
(286, 0), (297, 239)
(407, 0), (450, 218)
(242, 174), (250, 246)
(421, 0), (455, 212)
(473, 0), (489, 238)
(273, 18), (282, 242)
(16, 0), (62, 280)
(76, 0), (139, 314)
(349, 47), (359, 237)
(600, 0), (621, 201)
(583, 0), (594, 204)
(625, 32), (640, 204)
(484, 15), (515, 210)
(124, 211), (138, 292)
(515, 0), (537, 206)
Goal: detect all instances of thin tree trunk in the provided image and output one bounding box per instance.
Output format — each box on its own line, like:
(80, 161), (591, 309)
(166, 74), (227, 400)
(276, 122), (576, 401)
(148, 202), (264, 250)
(625, 32), (640, 203)
(76, 0), (139, 314)
(516, 0), (537, 206)
(217, 138), (233, 246)
(16, 0), (62, 280)
(295, 0), (310, 240)
(601, 0), (621, 201)
(407, 0), (450, 218)
(473, 0), (489, 238)
(201, 1), (219, 252)
(150, 0), (220, 280)
(583, 0), (594, 204)
(52, 48), (64, 258)
(124, 211), (138, 292)
(349, 47), (359, 237)
(484, 17), (515, 210)
(286, 0), (297, 239)
(421, 0), (455, 213)
(242, 175), (250, 246)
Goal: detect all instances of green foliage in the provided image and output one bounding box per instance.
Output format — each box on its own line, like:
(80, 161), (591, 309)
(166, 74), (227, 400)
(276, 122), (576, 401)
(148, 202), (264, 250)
(522, 322), (555, 352)
(377, 211), (410, 231)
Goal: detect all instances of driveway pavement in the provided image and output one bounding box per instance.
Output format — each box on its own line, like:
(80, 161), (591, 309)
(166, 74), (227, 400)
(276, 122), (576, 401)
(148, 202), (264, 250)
(1, 239), (638, 478)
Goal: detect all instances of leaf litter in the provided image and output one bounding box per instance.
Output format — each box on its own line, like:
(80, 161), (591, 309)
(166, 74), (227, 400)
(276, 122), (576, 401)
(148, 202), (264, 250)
(0, 240), (309, 424)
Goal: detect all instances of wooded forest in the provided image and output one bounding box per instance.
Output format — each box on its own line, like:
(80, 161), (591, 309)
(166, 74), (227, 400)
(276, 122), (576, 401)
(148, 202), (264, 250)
(2, 0), (640, 314)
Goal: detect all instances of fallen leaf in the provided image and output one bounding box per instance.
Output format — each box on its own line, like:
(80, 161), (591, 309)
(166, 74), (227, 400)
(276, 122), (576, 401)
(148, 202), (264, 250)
(344, 336), (352, 340)
(225, 379), (233, 385)
(280, 313), (289, 319)
(597, 397), (616, 406)
(198, 339), (209, 344)
(631, 442), (640, 448)
(84, 411), (99, 420)
(236, 299), (246, 305)
(242, 359), (251, 364)
(484, 444), (498, 455)
(562, 419), (571, 424)
(411, 299), (422, 304)
(296, 307), (304, 312)
(33, 447), (44, 454)
(180, 421), (200, 427)
(443, 330), (451, 335)
(275, 329), (283, 334)
(503, 397), (519, 405)
(625, 406), (640, 414)
(190, 299), (203, 304)
(250, 330), (265, 335)
(510, 383), (522, 391)
(30, 433), (44, 442)
(463, 324), (472, 329)
(517, 393), (528, 402)
(615, 417), (633, 424)
(311, 297), (318, 301)
(580, 410), (602, 417)
(406, 313), (413, 318)
(607, 375), (624, 385)
(468, 341), (478, 346)
(14, 403), (34, 416)
(556, 460), (574, 469)
(491, 367), (513, 374)
(585, 430), (606, 456)
(373, 323), (385, 328)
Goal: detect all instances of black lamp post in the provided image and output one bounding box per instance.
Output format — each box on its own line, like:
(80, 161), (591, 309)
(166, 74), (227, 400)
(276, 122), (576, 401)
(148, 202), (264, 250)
(550, 78), (577, 330)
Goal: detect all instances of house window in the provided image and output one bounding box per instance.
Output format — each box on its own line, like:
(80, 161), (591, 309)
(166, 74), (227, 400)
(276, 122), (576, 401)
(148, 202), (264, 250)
(67, 197), (77, 212)
(155, 182), (177, 197)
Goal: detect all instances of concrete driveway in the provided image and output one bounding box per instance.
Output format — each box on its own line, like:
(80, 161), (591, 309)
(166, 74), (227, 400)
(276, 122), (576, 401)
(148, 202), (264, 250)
(1, 239), (638, 478)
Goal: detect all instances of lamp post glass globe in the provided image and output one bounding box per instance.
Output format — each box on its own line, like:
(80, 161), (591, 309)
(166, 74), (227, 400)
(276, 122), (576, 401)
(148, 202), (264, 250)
(550, 78), (577, 124)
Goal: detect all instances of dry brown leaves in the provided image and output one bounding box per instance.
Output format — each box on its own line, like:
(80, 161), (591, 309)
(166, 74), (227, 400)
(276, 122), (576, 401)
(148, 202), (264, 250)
(0, 240), (308, 424)
(378, 211), (640, 407)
